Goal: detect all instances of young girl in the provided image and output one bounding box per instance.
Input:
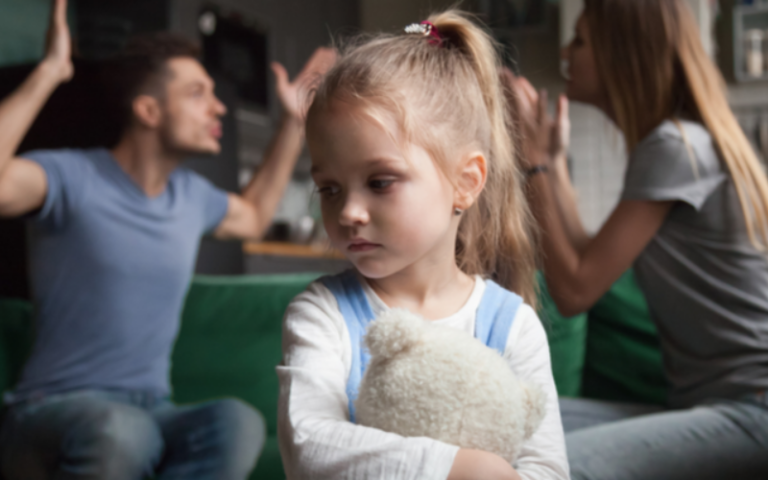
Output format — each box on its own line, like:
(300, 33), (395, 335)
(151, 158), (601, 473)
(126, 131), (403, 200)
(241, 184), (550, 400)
(277, 10), (568, 480)
(510, 0), (768, 477)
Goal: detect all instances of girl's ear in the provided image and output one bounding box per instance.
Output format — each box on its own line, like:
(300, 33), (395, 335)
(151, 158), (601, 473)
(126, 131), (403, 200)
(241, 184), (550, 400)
(132, 95), (163, 129)
(454, 151), (487, 211)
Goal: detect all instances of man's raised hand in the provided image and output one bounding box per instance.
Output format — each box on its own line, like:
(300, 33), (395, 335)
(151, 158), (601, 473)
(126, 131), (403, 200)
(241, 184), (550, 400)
(271, 47), (337, 121)
(42, 0), (74, 83)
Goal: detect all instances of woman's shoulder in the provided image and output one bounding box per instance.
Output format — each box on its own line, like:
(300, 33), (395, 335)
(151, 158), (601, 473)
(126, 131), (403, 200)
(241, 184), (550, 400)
(630, 118), (723, 177)
(634, 118), (704, 148)
(635, 119), (716, 160)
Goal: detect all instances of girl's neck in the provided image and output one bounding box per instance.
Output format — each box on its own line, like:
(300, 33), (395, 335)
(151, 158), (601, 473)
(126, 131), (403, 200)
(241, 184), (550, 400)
(365, 261), (476, 321)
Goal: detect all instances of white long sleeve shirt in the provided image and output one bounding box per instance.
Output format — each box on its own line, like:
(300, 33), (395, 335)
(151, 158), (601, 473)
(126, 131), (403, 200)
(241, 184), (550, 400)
(277, 275), (570, 480)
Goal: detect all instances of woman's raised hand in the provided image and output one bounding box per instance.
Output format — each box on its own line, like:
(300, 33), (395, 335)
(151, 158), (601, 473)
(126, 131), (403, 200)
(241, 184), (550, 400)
(501, 68), (570, 170)
(42, 0), (74, 83)
(551, 93), (570, 162)
(271, 47), (338, 121)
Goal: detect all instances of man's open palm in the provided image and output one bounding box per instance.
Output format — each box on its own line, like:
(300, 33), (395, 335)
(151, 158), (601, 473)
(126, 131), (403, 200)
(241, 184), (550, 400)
(44, 0), (74, 82)
(271, 47), (337, 120)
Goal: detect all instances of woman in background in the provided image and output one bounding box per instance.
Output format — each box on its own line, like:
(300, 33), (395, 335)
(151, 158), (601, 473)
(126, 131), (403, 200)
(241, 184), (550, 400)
(508, 0), (768, 478)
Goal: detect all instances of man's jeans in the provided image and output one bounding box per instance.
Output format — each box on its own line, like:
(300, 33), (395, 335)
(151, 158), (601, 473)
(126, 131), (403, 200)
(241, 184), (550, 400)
(560, 392), (768, 480)
(0, 389), (265, 480)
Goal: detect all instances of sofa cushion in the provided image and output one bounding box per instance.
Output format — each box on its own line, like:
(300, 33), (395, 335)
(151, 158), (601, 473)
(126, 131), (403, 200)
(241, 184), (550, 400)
(536, 274), (588, 398)
(582, 269), (668, 405)
(0, 298), (34, 394)
(172, 273), (321, 479)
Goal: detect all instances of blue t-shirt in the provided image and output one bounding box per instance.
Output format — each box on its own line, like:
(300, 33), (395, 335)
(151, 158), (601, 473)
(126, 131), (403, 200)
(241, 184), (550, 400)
(9, 148), (229, 401)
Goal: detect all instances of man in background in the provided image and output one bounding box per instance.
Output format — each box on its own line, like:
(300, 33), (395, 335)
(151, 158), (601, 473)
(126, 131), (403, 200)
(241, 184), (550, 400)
(0, 0), (335, 478)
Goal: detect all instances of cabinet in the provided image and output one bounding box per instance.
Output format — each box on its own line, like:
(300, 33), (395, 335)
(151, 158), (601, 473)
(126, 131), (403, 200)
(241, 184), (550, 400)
(733, 4), (768, 82)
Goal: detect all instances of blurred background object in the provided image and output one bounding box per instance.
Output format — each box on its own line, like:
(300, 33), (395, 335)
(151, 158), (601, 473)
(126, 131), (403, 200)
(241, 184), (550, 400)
(2, 0), (768, 296)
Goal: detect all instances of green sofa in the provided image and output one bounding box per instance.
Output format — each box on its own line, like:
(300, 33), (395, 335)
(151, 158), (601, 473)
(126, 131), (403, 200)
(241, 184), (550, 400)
(0, 270), (667, 479)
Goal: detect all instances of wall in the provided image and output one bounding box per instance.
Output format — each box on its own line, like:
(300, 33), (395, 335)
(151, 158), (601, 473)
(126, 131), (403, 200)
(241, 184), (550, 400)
(360, 0), (454, 31)
(0, 0), (50, 67)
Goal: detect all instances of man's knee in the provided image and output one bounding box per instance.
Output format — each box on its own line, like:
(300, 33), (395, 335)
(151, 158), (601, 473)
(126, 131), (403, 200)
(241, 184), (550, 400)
(211, 398), (266, 475)
(69, 401), (163, 478)
(1, 395), (163, 480)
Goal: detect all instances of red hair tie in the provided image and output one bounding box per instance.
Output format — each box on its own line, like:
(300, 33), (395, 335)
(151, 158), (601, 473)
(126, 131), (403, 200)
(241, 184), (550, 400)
(404, 20), (442, 46)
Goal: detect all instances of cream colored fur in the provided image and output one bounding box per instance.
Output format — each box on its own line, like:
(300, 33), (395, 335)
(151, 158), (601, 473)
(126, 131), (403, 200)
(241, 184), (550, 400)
(355, 309), (547, 464)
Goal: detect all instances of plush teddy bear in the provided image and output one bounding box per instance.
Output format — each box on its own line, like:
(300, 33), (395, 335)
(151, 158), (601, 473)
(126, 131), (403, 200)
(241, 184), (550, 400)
(355, 309), (547, 464)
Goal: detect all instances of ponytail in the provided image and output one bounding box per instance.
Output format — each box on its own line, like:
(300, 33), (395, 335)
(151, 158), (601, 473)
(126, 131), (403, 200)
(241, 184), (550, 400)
(428, 11), (538, 305)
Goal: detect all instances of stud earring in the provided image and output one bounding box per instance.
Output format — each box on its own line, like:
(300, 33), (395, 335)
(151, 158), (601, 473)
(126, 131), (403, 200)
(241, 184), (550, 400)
(454, 208), (463, 216)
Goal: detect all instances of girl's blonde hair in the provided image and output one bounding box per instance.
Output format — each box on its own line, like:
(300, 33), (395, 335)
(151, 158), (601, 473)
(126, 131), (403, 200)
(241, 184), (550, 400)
(585, 0), (768, 249)
(309, 10), (538, 304)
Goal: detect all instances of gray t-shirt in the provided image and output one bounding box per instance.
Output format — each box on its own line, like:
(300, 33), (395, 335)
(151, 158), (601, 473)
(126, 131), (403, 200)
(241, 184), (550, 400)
(622, 119), (768, 408)
(9, 148), (229, 402)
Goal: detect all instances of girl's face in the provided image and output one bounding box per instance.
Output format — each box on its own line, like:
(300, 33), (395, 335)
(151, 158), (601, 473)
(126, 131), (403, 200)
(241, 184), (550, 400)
(306, 102), (460, 280)
(562, 14), (608, 110)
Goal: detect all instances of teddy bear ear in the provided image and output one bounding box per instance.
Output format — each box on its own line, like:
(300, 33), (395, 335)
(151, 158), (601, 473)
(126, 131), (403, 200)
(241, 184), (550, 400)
(364, 309), (426, 359)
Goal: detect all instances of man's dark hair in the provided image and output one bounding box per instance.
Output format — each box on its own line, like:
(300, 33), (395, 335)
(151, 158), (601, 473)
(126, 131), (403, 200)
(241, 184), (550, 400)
(104, 32), (201, 135)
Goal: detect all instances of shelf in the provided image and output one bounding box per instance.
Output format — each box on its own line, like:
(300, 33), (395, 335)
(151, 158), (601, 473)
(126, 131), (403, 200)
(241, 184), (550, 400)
(243, 241), (345, 259)
(733, 3), (768, 83)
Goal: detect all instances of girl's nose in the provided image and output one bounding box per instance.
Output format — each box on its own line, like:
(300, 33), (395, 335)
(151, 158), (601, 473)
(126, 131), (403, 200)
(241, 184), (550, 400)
(338, 194), (370, 226)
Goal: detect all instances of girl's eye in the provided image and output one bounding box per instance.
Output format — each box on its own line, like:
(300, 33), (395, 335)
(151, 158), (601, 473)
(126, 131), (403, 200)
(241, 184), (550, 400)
(369, 179), (394, 191)
(318, 185), (341, 197)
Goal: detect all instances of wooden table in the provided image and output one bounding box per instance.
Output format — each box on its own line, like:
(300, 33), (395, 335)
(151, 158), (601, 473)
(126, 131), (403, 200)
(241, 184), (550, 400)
(243, 241), (345, 259)
(243, 242), (349, 274)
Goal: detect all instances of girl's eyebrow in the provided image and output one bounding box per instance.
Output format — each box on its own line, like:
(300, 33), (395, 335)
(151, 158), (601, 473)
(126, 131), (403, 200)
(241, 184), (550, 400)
(366, 157), (403, 169)
(311, 157), (404, 175)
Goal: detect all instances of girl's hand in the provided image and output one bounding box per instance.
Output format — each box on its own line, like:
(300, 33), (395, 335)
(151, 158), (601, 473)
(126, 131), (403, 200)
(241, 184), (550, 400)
(41, 0), (74, 83)
(271, 47), (337, 121)
(448, 448), (521, 480)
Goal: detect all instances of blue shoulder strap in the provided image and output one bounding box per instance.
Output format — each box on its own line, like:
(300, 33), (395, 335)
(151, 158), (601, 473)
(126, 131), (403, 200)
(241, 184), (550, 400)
(474, 279), (523, 355)
(320, 270), (376, 423)
(323, 273), (522, 421)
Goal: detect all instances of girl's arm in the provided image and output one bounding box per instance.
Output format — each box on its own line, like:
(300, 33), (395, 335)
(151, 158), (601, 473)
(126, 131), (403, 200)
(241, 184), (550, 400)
(511, 77), (671, 316)
(278, 282), (460, 480)
(504, 304), (570, 480)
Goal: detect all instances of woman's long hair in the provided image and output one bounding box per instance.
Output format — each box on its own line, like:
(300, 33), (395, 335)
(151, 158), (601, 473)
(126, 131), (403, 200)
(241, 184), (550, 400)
(585, 0), (768, 248)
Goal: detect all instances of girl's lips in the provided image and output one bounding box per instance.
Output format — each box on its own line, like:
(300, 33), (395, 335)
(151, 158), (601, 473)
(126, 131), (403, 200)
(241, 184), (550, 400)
(348, 241), (380, 252)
